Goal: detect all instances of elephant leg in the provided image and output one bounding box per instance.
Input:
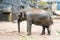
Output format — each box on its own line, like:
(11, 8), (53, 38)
(41, 26), (45, 35)
(17, 19), (20, 33)
(46, 25), (51, 35)
(27, 20), (32, 36)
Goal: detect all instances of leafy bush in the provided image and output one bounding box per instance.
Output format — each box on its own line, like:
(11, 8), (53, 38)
(37, 1), (48, 6)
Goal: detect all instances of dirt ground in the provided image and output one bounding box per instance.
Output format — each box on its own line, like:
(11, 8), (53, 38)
(0, 19), (60, 40)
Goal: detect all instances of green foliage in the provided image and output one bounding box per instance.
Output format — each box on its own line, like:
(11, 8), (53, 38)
(37, 1), (48, 6)
(20, 37), (27, 40)
(20, 36), (36, 40)
(56, 30), (60, 34)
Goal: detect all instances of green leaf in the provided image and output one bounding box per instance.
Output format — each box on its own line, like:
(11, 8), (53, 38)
(37, 1), (48, 6)
(56, 30), (60, 34)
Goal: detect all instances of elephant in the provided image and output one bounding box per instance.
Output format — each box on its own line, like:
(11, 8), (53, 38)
(17, 9), (53, 35)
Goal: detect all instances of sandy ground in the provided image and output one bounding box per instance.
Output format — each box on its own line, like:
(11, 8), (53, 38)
(0, 19), (60, 40)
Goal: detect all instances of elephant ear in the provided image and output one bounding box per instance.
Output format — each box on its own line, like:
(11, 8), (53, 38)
(19, 10), (26, 20)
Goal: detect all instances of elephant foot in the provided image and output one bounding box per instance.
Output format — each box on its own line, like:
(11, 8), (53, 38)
(27, 34), (31, 36)
(41, 33), (45, 35)
(27, 33), (31, 36)
(47, 33), (51, 35)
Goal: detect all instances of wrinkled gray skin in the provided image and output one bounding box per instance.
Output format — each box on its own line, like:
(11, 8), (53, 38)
(18, 10), (53, 35)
